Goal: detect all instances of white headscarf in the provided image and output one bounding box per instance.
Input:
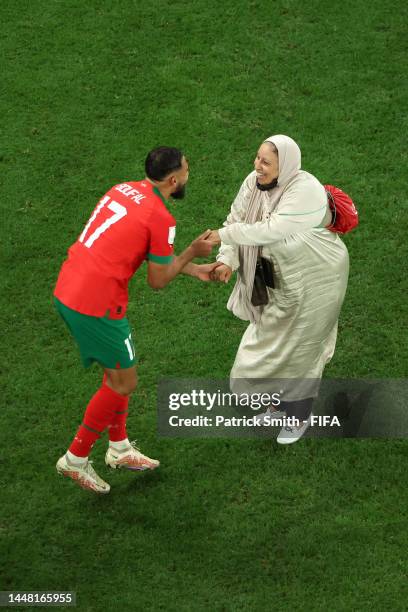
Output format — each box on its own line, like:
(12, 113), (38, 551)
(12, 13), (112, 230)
(226, 134), (303, 323)
(265, 134), (301, 188)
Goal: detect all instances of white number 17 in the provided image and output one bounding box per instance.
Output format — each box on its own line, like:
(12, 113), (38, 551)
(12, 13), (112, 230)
(79, 196), (127, 248)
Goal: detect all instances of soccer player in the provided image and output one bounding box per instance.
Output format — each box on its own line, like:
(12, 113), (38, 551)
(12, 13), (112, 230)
(54, 146), (217, 493)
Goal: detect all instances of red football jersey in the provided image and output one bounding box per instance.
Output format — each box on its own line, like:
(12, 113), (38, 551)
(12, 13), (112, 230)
(54, 180), (176, 318)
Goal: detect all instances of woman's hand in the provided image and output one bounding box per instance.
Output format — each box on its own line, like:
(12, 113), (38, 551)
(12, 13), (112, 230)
(210, 264), (233, 283)
(194, 262), (224, 282)
(205, 230), (221, 244)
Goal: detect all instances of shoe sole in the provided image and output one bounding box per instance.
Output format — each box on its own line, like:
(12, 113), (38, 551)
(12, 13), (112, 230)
(56, 465), (110, 494)
(106, 460), (159, 472)
(277, 437), (301, 445)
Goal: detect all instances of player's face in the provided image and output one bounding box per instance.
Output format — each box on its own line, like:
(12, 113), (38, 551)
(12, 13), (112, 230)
(171, 156), (189, 200)
(254, 142), (279, 189)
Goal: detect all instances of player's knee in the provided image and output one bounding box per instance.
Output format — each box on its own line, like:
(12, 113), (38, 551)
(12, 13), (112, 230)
(122, 376), (138, 395)
(108, 380), (137, 396)
(105, 370), (137, 396)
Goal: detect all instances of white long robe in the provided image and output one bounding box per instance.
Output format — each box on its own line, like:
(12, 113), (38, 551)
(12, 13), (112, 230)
(217, 170), (349, 399)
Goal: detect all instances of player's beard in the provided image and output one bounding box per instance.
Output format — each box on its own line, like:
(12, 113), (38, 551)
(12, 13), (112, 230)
(172, 182), (186, 200)
(256, 178), (278, 191)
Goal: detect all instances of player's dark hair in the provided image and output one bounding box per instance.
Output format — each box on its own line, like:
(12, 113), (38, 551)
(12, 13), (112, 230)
(145, 146), (183, 181)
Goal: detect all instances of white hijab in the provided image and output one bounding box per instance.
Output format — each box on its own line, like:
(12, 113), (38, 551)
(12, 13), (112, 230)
(264, 134), (301, 198)
(227, 134), (303, 323)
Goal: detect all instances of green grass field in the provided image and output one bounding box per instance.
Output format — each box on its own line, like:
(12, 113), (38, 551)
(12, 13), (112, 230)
(1, 0), (408, 610)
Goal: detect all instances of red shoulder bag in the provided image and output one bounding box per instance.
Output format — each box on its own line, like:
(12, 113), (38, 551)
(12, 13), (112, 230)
(324, 184), (358, 234)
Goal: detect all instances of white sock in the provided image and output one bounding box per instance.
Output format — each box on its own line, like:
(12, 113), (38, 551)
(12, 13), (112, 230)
(66, 450), (88, 466)
(109, 438), (131, 452)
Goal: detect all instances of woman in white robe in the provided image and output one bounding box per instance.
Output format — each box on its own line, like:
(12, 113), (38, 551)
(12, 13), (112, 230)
(209, 135), (349, 443)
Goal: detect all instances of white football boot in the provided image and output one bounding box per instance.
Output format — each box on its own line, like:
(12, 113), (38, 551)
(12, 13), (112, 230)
(105, 441), (160, 471)
(56, 455), (110, 494)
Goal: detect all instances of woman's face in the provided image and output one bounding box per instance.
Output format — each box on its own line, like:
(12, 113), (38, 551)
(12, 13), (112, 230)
(254, 142), (279, 186)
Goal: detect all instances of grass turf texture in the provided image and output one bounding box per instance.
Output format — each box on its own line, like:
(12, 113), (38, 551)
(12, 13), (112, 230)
(1, 0), (408, 610)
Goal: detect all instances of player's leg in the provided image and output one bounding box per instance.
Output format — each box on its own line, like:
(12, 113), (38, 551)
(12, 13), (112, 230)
(104, 365), (138, 395)
(55, 301), (135, 492)
(104, 366), (159, 471)
(54, 300), (158, 489)
(56, 376), (126, 494)
(54, 300), (113, 492)
(103, 366), (135, 448)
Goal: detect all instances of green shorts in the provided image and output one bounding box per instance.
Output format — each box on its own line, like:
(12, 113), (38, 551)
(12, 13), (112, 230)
(54, 298), (137, 369)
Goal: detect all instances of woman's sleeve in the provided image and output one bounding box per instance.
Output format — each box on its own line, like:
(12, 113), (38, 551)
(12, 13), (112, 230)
(218, 179), (328, 247)
(216, 174), (254, 270)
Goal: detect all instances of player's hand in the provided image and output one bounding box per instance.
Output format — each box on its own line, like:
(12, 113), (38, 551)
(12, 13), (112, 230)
(189, 230), (214, 258)
(205, 230), (221, 244)
(194, 262), (224, 282)
(210, 263), (233, 283)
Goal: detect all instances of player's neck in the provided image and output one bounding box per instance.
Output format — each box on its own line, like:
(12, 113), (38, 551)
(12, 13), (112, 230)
(145, 177), (172, 201)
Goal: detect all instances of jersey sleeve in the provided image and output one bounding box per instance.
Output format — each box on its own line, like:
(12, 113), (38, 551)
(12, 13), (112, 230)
(147, 211), (176, 265)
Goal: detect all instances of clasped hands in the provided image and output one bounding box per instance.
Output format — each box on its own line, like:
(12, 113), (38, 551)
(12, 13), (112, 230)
(189, 229), (232, 283)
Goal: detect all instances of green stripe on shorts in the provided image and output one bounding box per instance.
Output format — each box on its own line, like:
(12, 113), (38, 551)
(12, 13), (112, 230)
(54, 298), (137, 369)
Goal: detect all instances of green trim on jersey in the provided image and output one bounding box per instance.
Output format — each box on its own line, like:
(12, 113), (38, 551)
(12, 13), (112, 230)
(147, 253), (173, 264)
(54, 298), (137, 369)
(153, 186), (170, 206)
(278, 204), (327, 216)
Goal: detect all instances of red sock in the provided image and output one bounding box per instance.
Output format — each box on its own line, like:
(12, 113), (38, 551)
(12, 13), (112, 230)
(108, 397), (129, 442)
(101, 373), (130, 442)
(69, 384), (128, 457)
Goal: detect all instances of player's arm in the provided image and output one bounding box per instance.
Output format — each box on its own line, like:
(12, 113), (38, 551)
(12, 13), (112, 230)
(181, 261), (224, 282)
(147, 231), (214, 289)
